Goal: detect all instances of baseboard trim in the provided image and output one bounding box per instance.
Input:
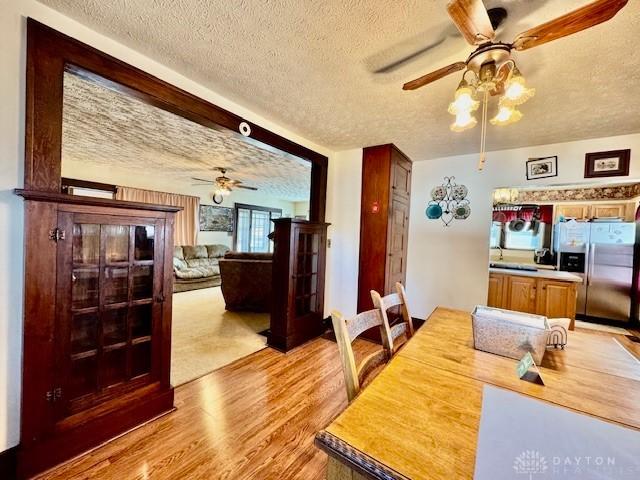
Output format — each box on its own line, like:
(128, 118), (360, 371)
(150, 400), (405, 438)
(0, 446), (18, 480)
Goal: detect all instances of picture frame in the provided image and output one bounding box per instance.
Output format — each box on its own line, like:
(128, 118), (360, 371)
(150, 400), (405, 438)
(526, 156), (558, 180)
(199, 205), (234, 232)
(584, 149), (630, 178)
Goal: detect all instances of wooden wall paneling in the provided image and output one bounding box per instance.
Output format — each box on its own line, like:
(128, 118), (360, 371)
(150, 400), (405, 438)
(21, 201), (59, 445)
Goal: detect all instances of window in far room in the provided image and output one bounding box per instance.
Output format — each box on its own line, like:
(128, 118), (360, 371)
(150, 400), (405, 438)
(234, 203), (282, 253)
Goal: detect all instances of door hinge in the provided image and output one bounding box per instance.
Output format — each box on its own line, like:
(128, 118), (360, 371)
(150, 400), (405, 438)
(48, 228), (66, 242)
(46, 387), (62, 402)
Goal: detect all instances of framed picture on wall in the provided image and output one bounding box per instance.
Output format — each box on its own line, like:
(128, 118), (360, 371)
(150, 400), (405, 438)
(199, 205), (234, 232)
(526, 156), (558, 180)
(584, 149), (630, 178)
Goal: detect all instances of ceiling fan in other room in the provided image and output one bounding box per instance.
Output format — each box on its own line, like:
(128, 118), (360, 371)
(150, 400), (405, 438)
(192, 167), (258, 203)
(402, 0), (628, 170)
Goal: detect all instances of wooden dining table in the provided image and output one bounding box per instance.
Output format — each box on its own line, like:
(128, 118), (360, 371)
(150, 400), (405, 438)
(315, 307), (640, 480)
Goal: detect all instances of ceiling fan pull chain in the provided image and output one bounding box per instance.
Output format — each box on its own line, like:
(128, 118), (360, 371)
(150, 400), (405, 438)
(478, 89), (489, 171)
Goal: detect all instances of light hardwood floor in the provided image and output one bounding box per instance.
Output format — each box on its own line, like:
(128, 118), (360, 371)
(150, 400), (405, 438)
(36, 337), (378, 480)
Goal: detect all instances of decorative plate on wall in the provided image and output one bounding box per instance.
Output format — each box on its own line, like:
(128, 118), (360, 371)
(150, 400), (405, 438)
(426, 176), (471, 227)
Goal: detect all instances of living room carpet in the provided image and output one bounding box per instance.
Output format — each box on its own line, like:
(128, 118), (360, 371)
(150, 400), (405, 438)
(171, 286), (269, 386)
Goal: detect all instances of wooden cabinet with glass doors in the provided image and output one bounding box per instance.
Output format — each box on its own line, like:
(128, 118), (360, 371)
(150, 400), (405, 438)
(16, 194), (178, 478)
(57, 213), (164, 416)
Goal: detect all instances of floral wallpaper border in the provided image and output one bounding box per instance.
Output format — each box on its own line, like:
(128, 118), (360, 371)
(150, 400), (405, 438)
(517, 183), (640, 202)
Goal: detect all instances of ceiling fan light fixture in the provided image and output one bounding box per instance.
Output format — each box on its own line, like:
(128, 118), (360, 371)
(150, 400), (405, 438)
(215, 186), (232, 197)
(501, 66), (535, 106)
(450, 110), (477, 132)
(490, 105), (522, 126)
(447, 78), (479, 115)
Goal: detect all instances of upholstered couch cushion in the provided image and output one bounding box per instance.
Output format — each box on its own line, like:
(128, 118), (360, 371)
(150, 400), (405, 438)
(173, 244), (230, 290)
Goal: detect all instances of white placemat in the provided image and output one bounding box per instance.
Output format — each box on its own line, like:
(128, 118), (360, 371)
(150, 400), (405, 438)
(474, 385), (640, 479)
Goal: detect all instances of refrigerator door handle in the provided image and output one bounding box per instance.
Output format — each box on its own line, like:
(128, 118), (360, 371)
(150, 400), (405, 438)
(587, 243), (596, 286)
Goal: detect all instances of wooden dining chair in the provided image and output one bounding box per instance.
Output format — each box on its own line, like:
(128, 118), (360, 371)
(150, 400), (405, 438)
(370, 282), (415, 353)
(331, 309), (393, 402)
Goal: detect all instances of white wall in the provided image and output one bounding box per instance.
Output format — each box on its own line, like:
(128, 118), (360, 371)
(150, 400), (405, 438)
(63, 159), (298, 248)
(324, 149), (363, 317)
(0, 0), (334, 452)
(293, 201), (310, 219)
(406, 133), (640, 319)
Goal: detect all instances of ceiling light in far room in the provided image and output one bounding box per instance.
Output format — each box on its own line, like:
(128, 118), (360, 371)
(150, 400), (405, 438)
(490, 105), (523, 126)
(215, 186), (232, 197)
(501, 66), (535, 106)
(493, 188), (519, 205)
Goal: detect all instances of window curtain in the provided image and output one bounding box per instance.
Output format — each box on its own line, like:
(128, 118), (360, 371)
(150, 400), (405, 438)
(115, 186), (199, 246)
(493, 205), (553, 223)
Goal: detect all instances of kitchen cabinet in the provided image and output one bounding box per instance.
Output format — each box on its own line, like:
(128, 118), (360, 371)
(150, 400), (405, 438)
(487, 274), (505, 308)
(488, 272), (577, 329)
(536, 279), (578, 320)
(553, 201), (636, 223)
(504, 275), (538, 314)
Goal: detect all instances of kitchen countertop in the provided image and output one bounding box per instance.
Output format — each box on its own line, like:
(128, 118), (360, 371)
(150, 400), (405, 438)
(489, 267), (583, 283)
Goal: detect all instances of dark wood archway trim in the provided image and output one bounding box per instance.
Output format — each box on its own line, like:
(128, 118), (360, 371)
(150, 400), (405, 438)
(24, 18), (328, 221)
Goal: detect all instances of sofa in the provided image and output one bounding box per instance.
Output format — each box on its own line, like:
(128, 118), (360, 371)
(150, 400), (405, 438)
(173, 244), (230, 293)
(218, 252), (273, 312)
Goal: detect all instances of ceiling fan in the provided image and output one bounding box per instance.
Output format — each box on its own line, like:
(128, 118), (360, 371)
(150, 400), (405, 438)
(402, 0), (628, 170)
(191, 167), (258, 196)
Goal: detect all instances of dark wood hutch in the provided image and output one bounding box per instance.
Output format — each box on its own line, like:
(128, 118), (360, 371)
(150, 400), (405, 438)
(17, 19), (328, 478)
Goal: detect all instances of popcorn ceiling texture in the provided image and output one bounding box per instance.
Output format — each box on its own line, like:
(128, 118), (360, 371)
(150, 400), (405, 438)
(43, 0), (640, 160)
(62, 72), (311, 201)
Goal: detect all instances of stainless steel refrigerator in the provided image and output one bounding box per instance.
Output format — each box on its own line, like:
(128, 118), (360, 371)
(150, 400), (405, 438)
(555, 221), (636, 323)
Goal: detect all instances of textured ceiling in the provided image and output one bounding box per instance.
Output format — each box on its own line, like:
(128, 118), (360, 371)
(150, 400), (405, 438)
(43, 0), (640, 161)
(62, 72), (311, 201)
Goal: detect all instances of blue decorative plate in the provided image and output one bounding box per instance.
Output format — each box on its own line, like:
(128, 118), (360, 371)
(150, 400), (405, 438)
(426, 204), (443, 219)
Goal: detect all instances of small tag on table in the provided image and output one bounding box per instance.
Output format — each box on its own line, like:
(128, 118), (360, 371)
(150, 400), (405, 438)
(516, 352), (545, 385)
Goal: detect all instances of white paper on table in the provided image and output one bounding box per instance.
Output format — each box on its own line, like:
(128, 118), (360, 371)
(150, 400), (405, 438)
(474, 385), (640, 479)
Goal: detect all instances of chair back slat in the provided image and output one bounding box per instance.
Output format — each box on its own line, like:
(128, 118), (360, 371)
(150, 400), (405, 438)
(345, 309), (383, 342)
(331, 309), (393, 402)
(370, 282), (415, 352)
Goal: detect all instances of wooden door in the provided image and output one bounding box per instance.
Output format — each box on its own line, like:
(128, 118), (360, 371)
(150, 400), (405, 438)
(54, 212), (165, 422)
(487, 274), (505, 308)
(504, 275), (537, 314)
(536, 279), (578, 323)
(390, 152), (411, 199)
(385, 195), (409, 294)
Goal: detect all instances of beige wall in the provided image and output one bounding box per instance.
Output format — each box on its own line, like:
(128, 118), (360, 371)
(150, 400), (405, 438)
(406, 133), (640, 319)
(0, 0), (334, 452)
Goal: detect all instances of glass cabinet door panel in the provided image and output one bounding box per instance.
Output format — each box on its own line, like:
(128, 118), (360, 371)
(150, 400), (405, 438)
(134, 225), (155, 261)
(130, 304), (152, 339)
(104, 267), (129, 304)
(69, 356), (97, 400)
(132, 266), (153, 300)
(73, 224), (100, 265)
(104, 225), (130, 263)
(131, 342), (152, 377)
(102, 307), (127, 346)
(101, 349), (127, 388)
(72, 268), (99, 309)
(71, 312), (99, 354)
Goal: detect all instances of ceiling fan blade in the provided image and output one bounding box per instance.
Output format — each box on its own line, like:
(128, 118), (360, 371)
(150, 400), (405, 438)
(446, 0), (496, 45)
(191, 177), (214, 184)
(236, 185), (258, 191)
(402, 62), (467, 91)
(512, 0), (628, 51)
(374, 37), (448, 74)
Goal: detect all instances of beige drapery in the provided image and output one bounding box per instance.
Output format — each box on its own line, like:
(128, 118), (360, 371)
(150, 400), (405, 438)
(115, 186), (199, 246)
